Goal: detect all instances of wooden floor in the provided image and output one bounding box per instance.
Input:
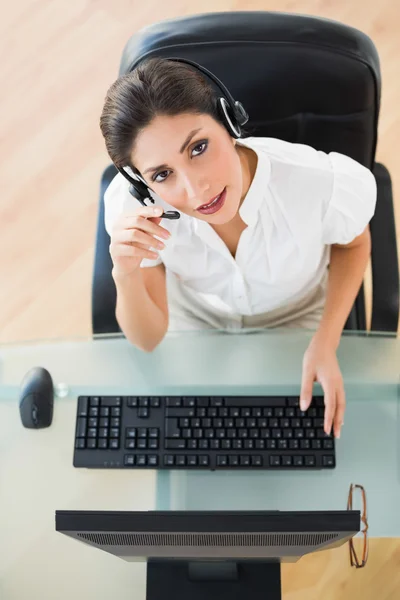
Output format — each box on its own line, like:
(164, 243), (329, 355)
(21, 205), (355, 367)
(1, 1), (399, 597)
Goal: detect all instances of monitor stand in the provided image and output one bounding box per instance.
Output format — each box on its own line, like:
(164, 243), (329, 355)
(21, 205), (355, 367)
(146, 559), (281, 600)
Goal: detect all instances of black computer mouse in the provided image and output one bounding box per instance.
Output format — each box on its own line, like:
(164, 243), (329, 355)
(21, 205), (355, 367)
(19, 366), (54, 429)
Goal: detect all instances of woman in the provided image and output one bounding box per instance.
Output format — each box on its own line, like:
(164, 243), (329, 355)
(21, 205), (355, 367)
(100, 57), (377, 440)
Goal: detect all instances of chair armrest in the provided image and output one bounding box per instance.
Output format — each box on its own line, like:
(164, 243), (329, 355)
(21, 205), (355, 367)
(369, 162), (399, 332)
(91, 164), (121, 335)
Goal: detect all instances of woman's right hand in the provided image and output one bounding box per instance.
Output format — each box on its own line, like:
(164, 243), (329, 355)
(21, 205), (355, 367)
(109, 205), (171, 279)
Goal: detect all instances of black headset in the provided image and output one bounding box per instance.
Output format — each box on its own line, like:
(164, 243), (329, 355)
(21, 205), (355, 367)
(115, 57), (249, 220)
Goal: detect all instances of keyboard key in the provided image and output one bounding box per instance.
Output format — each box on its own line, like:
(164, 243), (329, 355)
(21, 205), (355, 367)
(126, 428), (137, 438)
(306, 430), (316, 439)
(323, 455), (335, 467)
(111, 418), (120, 428)
(139, 398), (149, 407)
(183, 398), (196, 407)
(165, 439), (186, 450)
(187, 456), (197, 466)
(251, 456), (263, 466)
(76, 417), (87, 438)
(199, 456), (209, 467)
(232, 440), (243, 449)
(312, 440), (322, 450)
(166, 419), (180, 438)
(148, 439), (158, 450)
(269, 456), (281, 467)
(210, 398), (224, 407)
(196, 397), (209, 407)
(221, 440), (231, 450)
(148, 428), (159, 438)
(101, 397), (122, 407)
(252, 408), (262, 417)
(109, 440), (119, 450)
(263, 408), (273, 417)
(176, 455), (186, 466)
(274, 408), (284, 418)
(100, 407), (110, 417)
(147, 455), (158, 467)
(272, 429), (282, 439)
(90, 397), (100, 406)
(150, 397), (160, 407)
(267, 440), (277, 449)
(87, 428), (97, 438)
(87, 439), (96, 449)
(293, 456), (304, 467)
(88, 407), (99, 417)
(255, 440), (265, 450)
(138, 428), (147, 438)
(300, 440), (311, 450)
(289, 440), (299, 450)
(127, 397), (138, 407)
(125, 440), (136, 450)
(138, 408), (149, 418)
(166, 408), (195, 418)
(110, 428), (120, 438)
(244, 440), (254, 449)
(136, 455), (147, 466)
(99, 417), (109, 427)
(137, 439), (147, 449)
(124, 455), (135, 466)
(98, 428), (108, 438)
(269, 418), (279, 428)
(164, 455), (174, 466)
(77, 397), (88, 417)
(166, 398), (182, 407)
(305, 456), (316, 467)
(294, 429), (304, 439)
(187, 440), (198, 450)
(199, 440), (209, 450)
(323, 439), (334, 450)
(209, 440), (219, 450)
(287, 397), (299, 407)
(98, 439), (107, 449)
(75, 438), (85, 449)
(282, 456), (292, 466)
(285, 408), (295, 417)
(217, 455), (228, 466)
(278, 440), (288, 450)
(111, 407), (121, 417)
(240, 455), (250, 466)
(228, 455), (239, 466)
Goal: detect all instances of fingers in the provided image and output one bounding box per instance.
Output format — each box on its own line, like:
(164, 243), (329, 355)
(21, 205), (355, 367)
(114, 228), (166, 250)
(300, 364), (315, 411)
(333, 381), (346, 439)
(121, 210), (171, 240)
(322, 381), (336, 436)
(111, 243), (159, 261)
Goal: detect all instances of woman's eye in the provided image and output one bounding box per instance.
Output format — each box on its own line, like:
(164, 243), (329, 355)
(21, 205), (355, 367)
(153, 170), (170, 183)
(191, 140), (208, 156)
(152, 140), (208, 183)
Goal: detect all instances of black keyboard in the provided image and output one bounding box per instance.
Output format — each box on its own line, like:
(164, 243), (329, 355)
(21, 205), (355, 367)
(73, 395), (335, 470)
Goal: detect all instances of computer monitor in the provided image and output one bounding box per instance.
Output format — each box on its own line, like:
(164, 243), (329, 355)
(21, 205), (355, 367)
(55, 509), (360, 600)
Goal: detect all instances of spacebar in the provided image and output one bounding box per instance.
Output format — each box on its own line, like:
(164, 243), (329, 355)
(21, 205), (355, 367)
(224, 396), (287, 407)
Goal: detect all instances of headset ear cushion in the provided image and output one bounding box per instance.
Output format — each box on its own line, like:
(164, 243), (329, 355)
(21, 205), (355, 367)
(217, 97), (242, 138)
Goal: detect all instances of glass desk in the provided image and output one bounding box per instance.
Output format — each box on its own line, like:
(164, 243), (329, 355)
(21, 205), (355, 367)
(0, 328), (399, 599)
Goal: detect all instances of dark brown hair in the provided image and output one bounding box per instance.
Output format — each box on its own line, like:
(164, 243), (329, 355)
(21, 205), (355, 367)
(99, 57), (228, 174)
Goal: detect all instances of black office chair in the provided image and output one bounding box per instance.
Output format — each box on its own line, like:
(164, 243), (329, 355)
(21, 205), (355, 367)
(92, 11), (399, 335)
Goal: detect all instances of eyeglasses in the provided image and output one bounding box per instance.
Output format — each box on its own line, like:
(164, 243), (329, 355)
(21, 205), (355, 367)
(347, 483), (369, 568)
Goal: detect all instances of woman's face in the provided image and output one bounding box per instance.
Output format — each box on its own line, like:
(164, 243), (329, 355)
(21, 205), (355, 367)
(130, 112), (248, 225)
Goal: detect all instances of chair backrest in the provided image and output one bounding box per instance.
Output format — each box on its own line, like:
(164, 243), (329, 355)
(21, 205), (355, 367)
(92, 11), (382, 334)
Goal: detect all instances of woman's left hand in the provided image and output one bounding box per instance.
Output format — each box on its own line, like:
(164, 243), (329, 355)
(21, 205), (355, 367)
(299, 333), (345, 439)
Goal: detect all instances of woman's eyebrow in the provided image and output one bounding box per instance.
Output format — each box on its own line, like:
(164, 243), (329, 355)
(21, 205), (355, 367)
(142, 127), (202, 175)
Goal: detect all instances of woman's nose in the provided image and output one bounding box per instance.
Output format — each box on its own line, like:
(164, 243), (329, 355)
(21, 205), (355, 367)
(182, 173), (210, 203)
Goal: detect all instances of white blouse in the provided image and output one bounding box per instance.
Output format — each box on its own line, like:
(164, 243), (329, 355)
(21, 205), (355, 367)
(104, 136), (377, 317)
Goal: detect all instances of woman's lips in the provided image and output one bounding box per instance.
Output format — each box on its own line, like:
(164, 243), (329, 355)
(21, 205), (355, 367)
(196, 187), (227, 215)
